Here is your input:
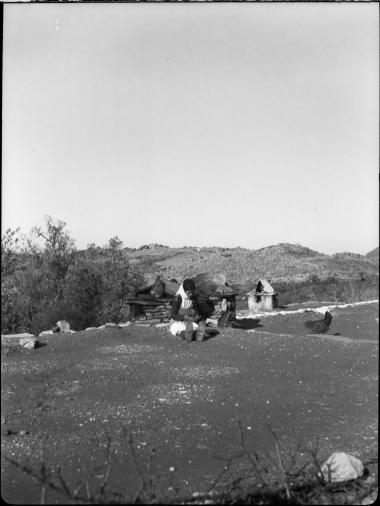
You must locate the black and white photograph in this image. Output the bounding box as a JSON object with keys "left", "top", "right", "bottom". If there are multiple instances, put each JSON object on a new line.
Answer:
{"left": 1, "top": 1, "right": 378, "bottom": 504}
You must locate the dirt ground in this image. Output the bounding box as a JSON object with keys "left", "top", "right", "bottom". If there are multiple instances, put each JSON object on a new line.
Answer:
{"left": 1, "top": 302, "right": 378, "bottom": 504}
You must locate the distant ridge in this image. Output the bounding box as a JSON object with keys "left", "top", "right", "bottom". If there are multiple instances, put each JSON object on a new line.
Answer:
{"left": 366, "top": 247, "right": 379, "bottom": 260}
{"left": 127, "top": 242, "right": 379, "bottom": 286}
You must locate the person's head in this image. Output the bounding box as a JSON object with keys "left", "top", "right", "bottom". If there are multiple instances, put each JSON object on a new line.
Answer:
{"left": 183, "top": 279, "right": 195, "bottom": 298}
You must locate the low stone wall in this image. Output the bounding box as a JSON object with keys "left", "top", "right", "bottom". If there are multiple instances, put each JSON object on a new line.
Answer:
{"left": 128, "top": 296, "right": 233, "bottom": 325}
{"left": 1, "top": 296, "right": 238, "bottom": 347}
{"left": 131, "top": 301, "right": 172, "bottom": 325}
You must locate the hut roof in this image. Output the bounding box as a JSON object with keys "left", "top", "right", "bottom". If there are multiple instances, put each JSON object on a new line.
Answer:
{"left": 247, "top": 279, "right": 276, "bottom": 296}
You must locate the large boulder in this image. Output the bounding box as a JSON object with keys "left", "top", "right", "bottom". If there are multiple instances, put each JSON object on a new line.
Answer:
{"left": 162, "top": 279, "right": 180, "bottom": 297}
{"left": 135, "top": 276, "right": 179, "bottom": 299}
{"left": 192, "top": 272, "right": 236, "bottom": 297}
{"left": 321, "top": 452, "right": 364, "bottom": 482}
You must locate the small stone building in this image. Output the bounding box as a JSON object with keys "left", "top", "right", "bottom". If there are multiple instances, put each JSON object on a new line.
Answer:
{"left": 247, "top": 279, "right": 278, "bottom": 313}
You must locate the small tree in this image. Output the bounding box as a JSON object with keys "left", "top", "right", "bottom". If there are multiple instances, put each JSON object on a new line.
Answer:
{"left": 107, "top": 236, "right": 123, "bottom": 251}
{"left": 2, "top": 217, "right": 78, "bottom": 334}
{"left": 96, "top": 240, "right": 143, "bottom": 324}
{"left": 1, "top": 227, "right": 20, "bottom": 276}
{"left": 1, "top": 228, "right": 23, "bottom": 333}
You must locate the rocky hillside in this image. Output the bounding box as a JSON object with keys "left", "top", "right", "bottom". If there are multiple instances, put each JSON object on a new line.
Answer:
{"left": 127, "top": 243, "right": 379, "bottom": 287}
{"left": 366, "top": 246, "right": 379, "bottom": 261}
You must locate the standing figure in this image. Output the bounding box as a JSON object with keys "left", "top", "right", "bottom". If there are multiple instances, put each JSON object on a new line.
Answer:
{"left": 170, "top": 279, "right": 207, "bottom": 342}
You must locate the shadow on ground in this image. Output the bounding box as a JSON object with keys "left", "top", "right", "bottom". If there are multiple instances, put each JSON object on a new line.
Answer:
{"left": 204, "top": 328, "right": 220, "bottom": 341}
{"left": 234, "top": 318, "right": 263, "bottom": 330}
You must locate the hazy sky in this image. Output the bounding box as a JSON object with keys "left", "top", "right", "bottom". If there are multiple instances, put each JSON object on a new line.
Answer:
{"left": 2, "top": 3, "right": 379, "bottom": 254}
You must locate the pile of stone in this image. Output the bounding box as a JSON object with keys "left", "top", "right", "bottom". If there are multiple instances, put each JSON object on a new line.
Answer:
{"left": 126, "top": 296, "right": 235, "bottom": 327}
{"left": 126, "top": 299, "right": 173, "bottom": 326}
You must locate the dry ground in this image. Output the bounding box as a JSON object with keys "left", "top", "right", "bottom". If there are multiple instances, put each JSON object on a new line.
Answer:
{"left": 1, "top": 303, "right": 378, "bottom": 504}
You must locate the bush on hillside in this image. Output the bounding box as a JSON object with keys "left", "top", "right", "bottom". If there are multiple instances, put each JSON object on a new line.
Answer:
{"left": 272, "top": 275, "right": 379, "bottom": 306}
{"left": 1, "top": 217, "right": 145, "bottom": 334}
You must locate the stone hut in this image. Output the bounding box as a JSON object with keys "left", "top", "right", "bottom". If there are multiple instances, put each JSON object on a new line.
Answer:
{"left": 247, "top": 279, "right": 278, "bottom": 313}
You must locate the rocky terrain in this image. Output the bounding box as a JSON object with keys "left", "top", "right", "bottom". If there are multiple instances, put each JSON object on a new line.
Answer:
{"left": 1, "top": 302, "right": 378, "bottom": 504}
{"left": 366, "top": 246, "right": 379, "bottom": 260}
{"left": 127, "top": 243, "right": 379, "bottom": 287}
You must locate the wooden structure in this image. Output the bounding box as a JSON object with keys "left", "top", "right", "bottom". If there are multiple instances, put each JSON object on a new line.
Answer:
{"left": 247, "top": 279, "right": 278, "bottom": 313}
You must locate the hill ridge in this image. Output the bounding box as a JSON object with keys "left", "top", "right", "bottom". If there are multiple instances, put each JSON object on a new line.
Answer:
{"left": 127, "top": 242, "right": 379, "bottom": 286}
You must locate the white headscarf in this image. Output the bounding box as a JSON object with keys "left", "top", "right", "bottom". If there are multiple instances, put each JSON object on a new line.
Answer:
{"left": 176, "top": 283, "right": 194, "bottom": 310}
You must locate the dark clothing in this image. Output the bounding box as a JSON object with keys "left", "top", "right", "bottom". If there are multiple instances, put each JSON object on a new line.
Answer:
{"left": 171, "top": 294, "right": 200, "bottom": 322}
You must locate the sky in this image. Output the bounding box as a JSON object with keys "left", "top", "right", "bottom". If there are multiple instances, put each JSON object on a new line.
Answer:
{"left": 2, "top": 2, "right": 379, "bottom": 255}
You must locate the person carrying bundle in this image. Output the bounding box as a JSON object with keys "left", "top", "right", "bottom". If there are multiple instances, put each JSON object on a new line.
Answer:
{"left": 170, "top": 279, "right": 207, "bottom": 342}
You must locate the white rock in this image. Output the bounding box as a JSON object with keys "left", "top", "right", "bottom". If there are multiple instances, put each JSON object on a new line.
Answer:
{"left": 39, "top": 330, "right": 54, "bottom": 336}
{"left": 1, "top": 332, "right": 35, "bottom": 339}
{"left": 20, "top": 337, "right": 36, "bottom": 349}
{"left": 55, "top": 320, "right": 70, "bottom": 332}
{"left": 1, "top": 333, "right": 36, "bottom": 347}
{"left": 118, "top": 322, "right": 131, "bottom": 328}
{"left": 105, "top": 323, "right": 117, "bottom": 327}
{"left": 85, "top": 327, "right": 98, "bottom": 331}
{"left": 321, "top": 452, "right": 364, "bottom": 482}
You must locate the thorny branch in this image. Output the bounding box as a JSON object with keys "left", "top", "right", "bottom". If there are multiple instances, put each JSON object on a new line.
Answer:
{"left": 266, "top": 422, "right": 291, "bottom": 499}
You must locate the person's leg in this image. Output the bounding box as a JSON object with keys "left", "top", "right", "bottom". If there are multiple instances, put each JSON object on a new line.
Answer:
{"left": 195, "top": 320, "right": 207, "bottom": 342}
{"left": 184, "top": 321, "right": 194, "bottom": 342}
{"left": 184, "top": 321, "right": 199, "bottom": 342}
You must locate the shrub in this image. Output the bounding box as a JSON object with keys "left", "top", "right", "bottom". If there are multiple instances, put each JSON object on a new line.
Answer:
{"left": 1, "top": 218, "right": 145, "bottom": 334}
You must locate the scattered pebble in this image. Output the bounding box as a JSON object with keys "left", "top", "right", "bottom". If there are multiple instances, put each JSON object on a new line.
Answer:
{"left": 169, "top": 466, "right": 176, "bottom": 472}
